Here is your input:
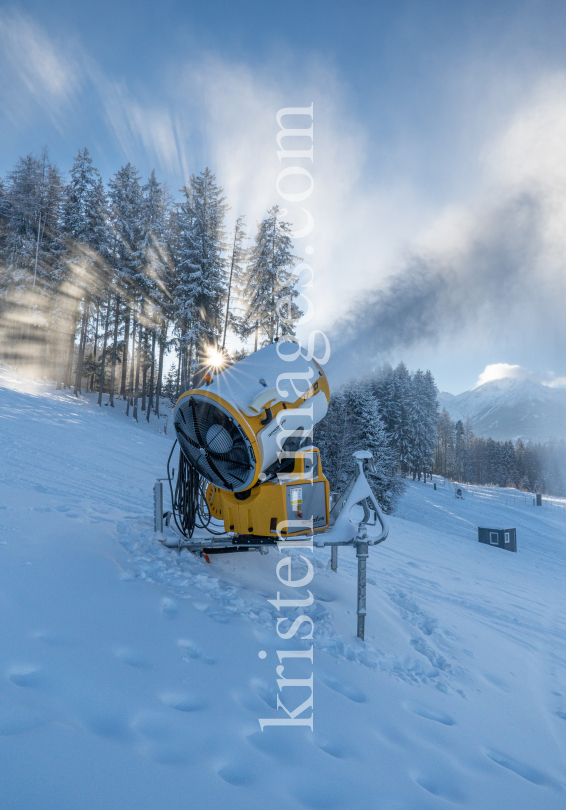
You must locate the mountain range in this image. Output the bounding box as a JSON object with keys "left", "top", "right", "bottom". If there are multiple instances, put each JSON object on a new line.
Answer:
{"left": 438, "top": 377, "right": 566, "bottom": 443}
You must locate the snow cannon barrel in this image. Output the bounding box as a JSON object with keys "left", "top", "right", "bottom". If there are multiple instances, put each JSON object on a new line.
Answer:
{"left": 173, "top": 343, "right": 330, "bottom": 492}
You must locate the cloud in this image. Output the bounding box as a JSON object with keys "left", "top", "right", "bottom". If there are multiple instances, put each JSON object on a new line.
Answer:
{"left": 325, "top": 75, "right": 566, "bottom": 382}
{"left": 475, "top": 364, "right": 532, "bottom": 386}
{"left": 0, "top": 10, "right": 81, "bottom": 132}
{"left": 474, "top": 363, "right": 566, "bottom": 389}
{"left": 2, "top": 15, "right": 565, "bottom": 392}
{"left": 0, "top": 17, "right": 425, "bottom": 332}
{"left": 91, "top": 75, "right": 188, "bottom": 179}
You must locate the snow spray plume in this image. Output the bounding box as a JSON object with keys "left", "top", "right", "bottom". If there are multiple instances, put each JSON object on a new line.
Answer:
{"left": 327, "top": 192, "right": 553, "bottom": 382}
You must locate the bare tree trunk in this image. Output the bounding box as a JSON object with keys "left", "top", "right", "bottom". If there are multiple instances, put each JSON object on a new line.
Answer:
{"left": 74, "top": 295, "right": 90, "bottom": 396}
{"left": 108, "top": 295, "right": 120, "bottom": 407}
{"left": 64, "top": 304, "right": 80, "bottom": 389}
{"left": 154, "top": 323, "right": 165, "bottom": 417}
{"left": 175, "top": 348, "right": 181, "bottom": 400}
{"left": 180, "top": 341, "right": 187, "bottom": 393}
{"left": 222, "top": 222, "right": 240, "bottom": 350}
{"left": 120, "top": 310, "right": 130, "bottom": 399}
{"left": 126, "top": 305, "right": 137, "bottom": 416}
{"left": 98, "top": 294, "right": 112, "bottom": 406}
{"left": 188, "top": 337, "right": 195, "bottom": 388}
{"left": 91, "top": 300, "right": 100, "bottom": 391}
{"left": 141, "top": 327, "right": 148, "bottom": 412}
{"left": 141, "top": 351, "right": 148, "bottom": 412}
{"left": 133, "top": 323, "right": 142, "bottom": 421}
{"left": 146, "top": 329, "right": 156, "bottom": 423}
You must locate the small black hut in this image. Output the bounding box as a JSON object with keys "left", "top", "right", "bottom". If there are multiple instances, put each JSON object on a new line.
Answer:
{"left": 478, "top": 527, "right": 517, "bottom": 552}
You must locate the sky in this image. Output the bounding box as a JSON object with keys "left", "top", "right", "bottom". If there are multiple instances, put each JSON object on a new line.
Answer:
{"left": 2, "top": 0, "right": 566, "bottom": 393}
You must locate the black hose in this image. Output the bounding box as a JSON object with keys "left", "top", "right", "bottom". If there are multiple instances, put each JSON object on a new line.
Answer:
{"left": 166, "top": 439, "right": 230, "bottom": 540}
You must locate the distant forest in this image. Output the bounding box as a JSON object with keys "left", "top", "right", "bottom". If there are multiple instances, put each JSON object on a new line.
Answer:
{"left": 315, "top": 363, "right": 566, "bottom": 506}
{"left": 0, "top": 147, "right": 300, "bottom": 421}
{"left": 1, "top": 148, "right": 564, "bottom": 501}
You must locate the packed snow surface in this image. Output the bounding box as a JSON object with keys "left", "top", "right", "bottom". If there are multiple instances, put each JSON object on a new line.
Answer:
{"left": 1, "top": 365, "right": 566, "bottom": 810}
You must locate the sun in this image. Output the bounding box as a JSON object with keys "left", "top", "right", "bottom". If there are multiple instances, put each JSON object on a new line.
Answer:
{"left": 206, "top": 347, "right": 226, "bottom": 370}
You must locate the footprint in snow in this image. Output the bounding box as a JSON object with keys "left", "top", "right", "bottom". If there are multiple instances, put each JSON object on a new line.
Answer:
{"left": 114, "top": 647, "right": 152, "bottom": 668}
{"left": 7, "top": 665, "right": 45, "bottom": 688}
{"left": 291, "top": 780, "right": 351, "bottom": 810}
{"left": 159, "top": 691, "right": 206, "bottom": 712}
{"left": 177, "top": 639, "right": 216, "bottom": 665}
{"left": 80, "top": 706, "right": 133, "bottom": 742}
{"left": 161, "top": 597, "right": 178, "bottom": 617}
{"left": 217, "top": 763, "right": 256, "bottom": 786}
{"left": 312, "top": 736, "right": 347, "bottom": 759}
{"left": 246, "top": 730, "right": 298, "bottom": 761}
{"left": 310, "top": 585, "right": 338, "bottom": 603}
{"left": 405, "top": 701, "right": 455, "bottom": 725}
{"left": 321, "top": 675, "right": 366, "bottom": 703}
{"left": 485, "top": 749, "right": 564, "bottom": 790}
{"left": 250, "top": 679, "right": 278, "bottom": 710}
{"left": 0, "top": 701, "right": 46, "bottom": 736}
{"left": 131, "top": 712, "right": 190, "bottom": 766}
{"left": 481, "top": 671, "right": 510, "bottom": 691}
{"left": 413, "top": 770, "right": 466, "bottom": 802}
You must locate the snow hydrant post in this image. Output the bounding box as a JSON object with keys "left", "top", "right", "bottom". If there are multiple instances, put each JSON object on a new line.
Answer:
{"left": 154, "top": 480, "right": 163, "bottom": 533}
{"left": 356, "top": 537, "right": 369, "bottom": 640}
{"left": 331, "top": 545, "right": 338, "bottom": 572}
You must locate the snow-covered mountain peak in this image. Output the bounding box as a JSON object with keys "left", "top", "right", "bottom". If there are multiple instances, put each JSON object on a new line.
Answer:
{"left": 439, "top": 376, "right": 566, "bottom": 441}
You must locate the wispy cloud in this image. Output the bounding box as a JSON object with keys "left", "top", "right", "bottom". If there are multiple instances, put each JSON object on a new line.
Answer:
{"left": 326, "top": 75, "right": 566, "bottom": 381}
{"left": 474, "top": 363, "right": 566, "bottom": 389}
{"left": 3, "top": 14, "right": 565, "bottom": 391}
{"left": 0, "top": 10, "right": 82, "bottom": 132}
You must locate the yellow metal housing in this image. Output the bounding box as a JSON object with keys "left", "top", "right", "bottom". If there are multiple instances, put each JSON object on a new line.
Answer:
{"left": 206, "top": 449, "right": 330, "bottom": 537}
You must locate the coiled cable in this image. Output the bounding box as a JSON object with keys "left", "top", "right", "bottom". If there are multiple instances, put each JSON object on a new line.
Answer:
{"left": 166, "top": 440, "right": 230, "bottom": 540}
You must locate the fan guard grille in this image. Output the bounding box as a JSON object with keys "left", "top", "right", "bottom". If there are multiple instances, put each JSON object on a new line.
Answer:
{"left": 174, "top": 397, "right": 255, "bottom": 491}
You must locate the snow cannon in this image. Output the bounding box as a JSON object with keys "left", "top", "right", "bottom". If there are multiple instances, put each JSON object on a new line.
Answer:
{"left": 171, "top": 342, "right": 331, "bottom": 540}
{"left": 160, "top": 341, "right": 390, "bottom": 641}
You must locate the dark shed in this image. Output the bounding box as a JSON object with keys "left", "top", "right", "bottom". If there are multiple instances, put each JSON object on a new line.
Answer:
{"left": 478, "top": 527, "right": 517, "bottom": 552}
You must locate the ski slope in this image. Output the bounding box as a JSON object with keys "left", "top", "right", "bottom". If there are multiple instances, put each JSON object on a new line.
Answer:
{"left": 1, "top": 365, "right": 566, "bottom": 810}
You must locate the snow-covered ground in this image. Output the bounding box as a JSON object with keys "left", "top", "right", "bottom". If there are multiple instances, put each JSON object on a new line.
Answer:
{"left": 1, "top": 365, "right": 566, "bottom": 810}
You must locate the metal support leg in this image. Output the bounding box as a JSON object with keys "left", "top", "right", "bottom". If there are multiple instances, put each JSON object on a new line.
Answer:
{"left": 331, "top": 545, "right": 338, "bottom": 572}
{"left": 153, "top": 480, "right": 163, "bottom": 533}
{"left": 356, "top": 540, "right": 369, "bottom": 640}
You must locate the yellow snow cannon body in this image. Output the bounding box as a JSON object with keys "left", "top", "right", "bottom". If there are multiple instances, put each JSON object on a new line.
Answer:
{"left": 173, "top": 342, "right": 331, "bottom": 539}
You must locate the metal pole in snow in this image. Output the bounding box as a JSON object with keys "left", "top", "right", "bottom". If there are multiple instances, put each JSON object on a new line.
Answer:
{"left": 331, "top": 545, "right": 338, "bottom": 572}
{"left": 356, "top": 539, "right": 369, "bottom": 640}
{"left": 154, "top": 480, "right": 163, "bottom": 533}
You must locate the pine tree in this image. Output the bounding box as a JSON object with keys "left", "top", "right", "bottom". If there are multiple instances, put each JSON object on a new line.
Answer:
{"left": 61, "top": 148, "right": 109, "bottom": 394}
{"left": 174, "top": 168, "right": 228, "bottom": 388}
{"left": 141, "top": 170, "right": 173, "bottom": 421}
{"left": 315, "top": 381, "right": 403, "bottom": 512}
{"left": 222, "top": 215, "right": 247, "bottom": 350}
{"left": 107, "top": 163, "right": 145, "bottom": 410}
{"left": 238, "top": 205, "right": 300, "bottom": 348}
{"left": 2, "top": 150, "right": 65, "bottom": 372}
{"left": 453, "top": 420, "right": 465, "bottom": 481}
{"left": 390, "top": 362, "right": 412, "bottom": 472}
{"left": 343, "top": 381, "right": 402, "bottom": 511}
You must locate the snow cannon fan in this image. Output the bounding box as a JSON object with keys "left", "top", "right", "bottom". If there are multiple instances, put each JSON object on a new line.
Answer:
{"left": 169, "top": 342, "right": 331, "bottom": 542}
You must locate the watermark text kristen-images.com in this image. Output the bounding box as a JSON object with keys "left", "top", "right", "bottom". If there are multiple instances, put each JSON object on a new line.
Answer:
{"left": 258, "top": 103, "right": 331, "bottom": 731}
